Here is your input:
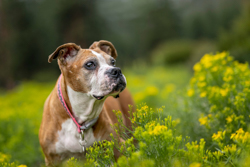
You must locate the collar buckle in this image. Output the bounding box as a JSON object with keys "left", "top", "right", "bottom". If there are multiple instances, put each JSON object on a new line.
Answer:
{"left": 79, "top": 130, "right": 86, "bottom": 152}
{"left": 80, "top": 117, "right": 99, "bottom": 130}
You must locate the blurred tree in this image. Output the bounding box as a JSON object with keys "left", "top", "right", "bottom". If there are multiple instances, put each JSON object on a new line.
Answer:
{"left": 0, "top": 0, "right": 105, "bottom": 88}
{"left": 96, "top": 0, "right": 179, "bottom": 66}
{"left": 0, "top": 0, "right": 13, "bottom": 89}
{"left": 32, "top": 0, "right": 104, "bottom": 81}
{"left": 217, "top": 0, "right": 250, "bottom": 63}
{"left": 178, "top": 0, "right": 241, "bottom": 39}
{"left": 151, "top": 39, "right": 195, "bottom": 65}
{"left": 0, "top": 0, "right": 245, "bottom": 89}
{"left": 0, "top": 0, "right": 33, "bottom": 89}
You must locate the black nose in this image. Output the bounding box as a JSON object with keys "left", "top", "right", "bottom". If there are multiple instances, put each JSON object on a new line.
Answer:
{"left": 109, "top": 67, "right": 122, "bottom": 78}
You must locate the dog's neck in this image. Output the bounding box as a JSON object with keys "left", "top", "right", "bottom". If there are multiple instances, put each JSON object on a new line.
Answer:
{"left": 66, "top": 85, "right": 104, "bottom": 125}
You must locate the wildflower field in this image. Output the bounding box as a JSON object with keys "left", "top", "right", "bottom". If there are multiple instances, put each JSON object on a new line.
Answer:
{"left": 1, "top": 52, "right": 250, "bottom": 167}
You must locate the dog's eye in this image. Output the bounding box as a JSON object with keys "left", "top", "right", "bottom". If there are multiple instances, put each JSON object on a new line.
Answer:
{"left": 111, "top": 59, "right": 116, "bottom": 67}
{"left": 84, "top": 61, "right": 96, "bottom": 70}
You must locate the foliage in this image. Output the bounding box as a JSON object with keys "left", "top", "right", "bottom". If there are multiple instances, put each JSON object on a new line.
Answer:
{"left": 178, "top": 0, "right": 241, "bottom": 39}
{"left": 188, "top": 40, "right": 217, "bottom": 67}
{"left": 1, "top": 52, "right": 250, "bottom": 166}
{"left": 151, "top": 39, "right": 195, "bottom": 65}
{"left": 0, "top": 152, "right": 27, "bottom": 167}
{"left": 188, "top": 52, "right": 250, "bottom": 145}
{"left": 0, "top": 82, "right": 53, "bottom": 166}
{"left": 217, "top": 1, "right": 250, "bottom": 63}
{"left": 83, "top": 105, "right": 250, "bottom": 167}
{"left": 85, "top": 105, "right": 187, "bottom": 167}
{"left": 0, "top": 62, "right": 189, "bottom": 166}
{"left": 125, "top": 65, "right": 192, "bottom": 108}
{"left": 151, "top": 39, "right": 218, "bottom": 68}
{"left": 77, "top": 52, "right": 250, "bottom": 166}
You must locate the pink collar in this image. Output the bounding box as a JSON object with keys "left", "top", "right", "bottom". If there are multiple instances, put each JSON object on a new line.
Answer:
{"left": 57, "top": 74, "right": 99, "bottom": 133}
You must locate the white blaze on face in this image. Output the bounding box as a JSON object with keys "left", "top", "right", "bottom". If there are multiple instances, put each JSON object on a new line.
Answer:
{"left": 88, "top": 50, "right": 113, "bottom": 97}
{"left": 65, "top": 50, "right": 117, "bottom": 123}
{"left": 66, "top": 50, "right": 113, "bottom": 124}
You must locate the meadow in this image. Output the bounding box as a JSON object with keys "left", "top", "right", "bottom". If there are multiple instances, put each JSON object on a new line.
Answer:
{"left": 1, "top": 52, "right": 250, "bottom": 167}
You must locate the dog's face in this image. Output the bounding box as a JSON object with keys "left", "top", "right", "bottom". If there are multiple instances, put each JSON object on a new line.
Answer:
{"left": 48, "top": 40, "right": 126, "bottom": 100}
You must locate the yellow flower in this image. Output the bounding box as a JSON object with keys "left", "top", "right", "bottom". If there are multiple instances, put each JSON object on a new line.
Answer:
{"left": 198, "top": 76, "right": 205, "bottom": 81}
{"left": 194, "top": 63, "right": 202, "bottom": 72}
{"left": 141, "top": 105, "right": 149, "bottom": 111}
{"left": 226, "top": 115, "right": 233, "bottom": 123}
{"left": 199, "top": 116, "right": 208, "bottom": 125}
{"left": 236, "top": 128, "right": 244, "bottom": 134}
{"left": 231, "top": 133, "right": 236, "bottom": 139}
{"left": 211, "top": 66, "right": 218, "bottom": 72}
{"left": 197, "top": 82, "right": 206, "bottom": 88}
{"left": 131, "top": 117, "right": 135, "bottom": 124}
{"left": 223, "top": 76, "right": 232, "bottom": 82}
{"left": 148, "top": 121, "right": 156, "bottom": 129}
{"left": 212, "top": 131, "right": 224, "bottom": 141}
{"left": 146, "top": 86, "right": 159, "bottom": 96}
{"left": 201, "top": 54, "right": 212, "bottom": 68}
{"left": 217, "top": 51, "right": 227, "bottom": 59}
{"left": 189, "top": 162, "right": 201, "bottom": 167}
{"left": 223, "top": 144, "right": 237, "bottom": 154}
{"left": 18, "top": 165, "right": 27, "bottom": 167}
{"left": 187, "top": 89, "right": 195, "bottom": 97}
{"left": 204, "top": 62, "right": 212, "bottom": 68}
{"left": 200, "top": 91, "right": 207, "bottom": 98}
{"left": 190, "top": 77, "right": 196, "bottom": 84}
{"left": 245, "top": 81, "right": 250, "bottom": 87}
{"left": 220, "top": 88, "right": 229, "bottom": 97}
{"left": 238, "top": 64, "right": 248, "bottom": 72}
{"left": 230, "top": 128, "right": 250, "bottom": 144}
{"left": 0, "top": 153, "right": 10, "bottom": 163}
{"left": 213, "top": 151, "right": 224, "bottom": 160}
{"left": 149, "top": 125, "right": 167, "bottom": 136}
{"left": 225, "top": 67, "right": 234, "bottom": 75}
{"left": 210, "top": 86, "right": 220, "bottom": 97}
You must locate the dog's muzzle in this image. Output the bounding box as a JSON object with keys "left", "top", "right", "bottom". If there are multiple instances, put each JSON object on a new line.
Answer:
{"left": 106, "top": 67, "right": 126, "bottom": 92}
{"left": 93, "top": 67, "right": 126, "bottom": 100}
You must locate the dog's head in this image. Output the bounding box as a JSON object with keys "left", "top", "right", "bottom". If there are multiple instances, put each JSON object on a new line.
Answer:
{"left": 48, "top": 40, "right": 126, "bottom": 100}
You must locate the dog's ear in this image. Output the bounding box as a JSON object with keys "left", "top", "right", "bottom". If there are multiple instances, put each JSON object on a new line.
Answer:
{"left": 48, "top": 43, "right": 81, "bottom": 63}
{"left": 89, "top": 40, "right": 118, "bottom": 59}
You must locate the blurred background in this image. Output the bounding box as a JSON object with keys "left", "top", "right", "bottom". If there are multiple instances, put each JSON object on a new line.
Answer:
{"left": 0, "top": 0, "right": 249, "bottom": 89}
{"left": 0, "top": 0, "right": 250, "bottom": 166}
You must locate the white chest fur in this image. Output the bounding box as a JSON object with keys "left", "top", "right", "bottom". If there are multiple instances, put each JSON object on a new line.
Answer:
{"left": 67, "top": 86, "right": 104, "bottom": 124}
{"left": 55, "top": 119, "right": 98, "bottom": 155}
{"left": 55, "top": 85, "right": 104, "bottom": 158}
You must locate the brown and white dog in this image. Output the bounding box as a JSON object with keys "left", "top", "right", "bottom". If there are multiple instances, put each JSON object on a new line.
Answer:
{"left": 39, "top": 40, "right": 135, "bottom": 166}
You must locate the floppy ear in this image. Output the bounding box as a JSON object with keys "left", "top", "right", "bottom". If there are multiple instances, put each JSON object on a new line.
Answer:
{"left": 48, "top": 43, "right": 81, "bottom": 63}
{"left": 89, "top": 40, "right": 118, "bottom": 59}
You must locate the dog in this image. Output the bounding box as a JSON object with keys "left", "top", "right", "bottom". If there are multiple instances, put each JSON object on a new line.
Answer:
{"left": 39, "top": 40, "right": 135, "bottom": 166}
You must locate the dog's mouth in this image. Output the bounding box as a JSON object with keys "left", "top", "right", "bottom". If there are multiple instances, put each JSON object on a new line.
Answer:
{"left": 93, "top": 93, "right": 120, "bottom": 100}
{"left": 92, "top": 89, "right": 122, "bottom": 101}
{"left": 93, "top": 81, "right": 126, "bottom": 101}
{"left": 93, "top": 95, "right": 105, "bottom": 100}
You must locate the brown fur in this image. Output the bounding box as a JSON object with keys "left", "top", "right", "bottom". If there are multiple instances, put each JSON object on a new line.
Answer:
{"left": 39, "top": 40, "right": 135, "bottom": 166}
